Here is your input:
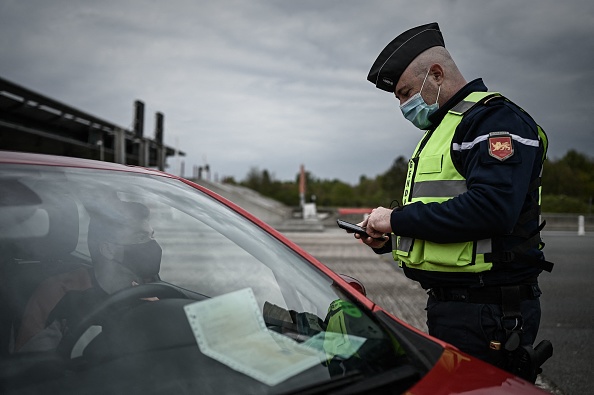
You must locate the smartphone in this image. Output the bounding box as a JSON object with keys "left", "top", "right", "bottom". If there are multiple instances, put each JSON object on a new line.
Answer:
{"left": 336, "top": 219, "right": 386, "bottom": 241}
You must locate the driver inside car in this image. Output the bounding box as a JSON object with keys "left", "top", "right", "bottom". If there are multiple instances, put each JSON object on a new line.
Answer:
{"left": 14, "top": 201, "right": 162, "bottom": 353}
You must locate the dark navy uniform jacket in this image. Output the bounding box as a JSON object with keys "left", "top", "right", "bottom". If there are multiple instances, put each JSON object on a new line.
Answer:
{"left": 376, "top": 78, "right": 547, "bottom": 289}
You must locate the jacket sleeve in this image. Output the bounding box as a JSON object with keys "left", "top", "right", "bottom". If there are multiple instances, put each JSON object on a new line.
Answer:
{"left": 390, "top": 102, "right": 542, "bottom": 244}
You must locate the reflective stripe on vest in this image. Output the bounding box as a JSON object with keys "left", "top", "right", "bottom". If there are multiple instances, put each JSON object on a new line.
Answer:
{"left": 393, "top": 92, "right": 502, "bottom": 273}
{"left": 411, "top": 180, "right": 467, "bottom": 199}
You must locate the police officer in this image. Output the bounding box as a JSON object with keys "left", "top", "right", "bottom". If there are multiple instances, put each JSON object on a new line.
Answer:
{"left": 357, "top": 22, "right": 553, "bottom": 380}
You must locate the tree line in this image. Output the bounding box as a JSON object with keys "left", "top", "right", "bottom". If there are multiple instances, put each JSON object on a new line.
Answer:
{"left": 222, "top": 150, "right": 594, "bottom": 214}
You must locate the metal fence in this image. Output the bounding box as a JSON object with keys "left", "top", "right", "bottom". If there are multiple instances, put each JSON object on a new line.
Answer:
{"left": 542, "top": 213, "right": 593, "bottom": 234}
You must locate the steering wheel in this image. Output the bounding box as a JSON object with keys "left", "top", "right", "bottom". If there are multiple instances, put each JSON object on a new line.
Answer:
{"left": 58, "top": 282, "right": 188, "bottom": 358}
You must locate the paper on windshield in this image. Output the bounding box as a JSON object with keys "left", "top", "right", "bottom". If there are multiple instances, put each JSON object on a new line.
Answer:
{"left": 184, "top": 288, "right": 327, "bottom": 386}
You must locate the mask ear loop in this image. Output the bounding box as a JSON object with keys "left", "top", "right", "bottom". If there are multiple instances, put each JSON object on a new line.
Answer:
{"left": 420, "top": 68, "right": 441, "bottom": 105}
{"left": 419, "top": 69, "right": 431, "bottom": 92}
{"left": 434, "top": 84, "right": 441, "bottom": 105}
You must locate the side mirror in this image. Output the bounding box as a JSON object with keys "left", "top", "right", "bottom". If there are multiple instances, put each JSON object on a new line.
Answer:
{"left": 338, "top": 274, "right": 367, "bottom": 297}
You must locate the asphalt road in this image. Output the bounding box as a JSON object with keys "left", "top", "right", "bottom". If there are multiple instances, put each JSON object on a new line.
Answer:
{"left": 535, "top": 232, "right": 594, "bottom": 395}
{"left": 283, "top": 229, "right": 592, "bottom": 395}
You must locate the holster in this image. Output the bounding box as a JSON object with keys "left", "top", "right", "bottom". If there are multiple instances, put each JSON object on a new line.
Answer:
{"left": 498, "top": 285, "right": 553, "bottom": 383}
{"left": 504, "top": 340, "right": 553, "bottom": 383}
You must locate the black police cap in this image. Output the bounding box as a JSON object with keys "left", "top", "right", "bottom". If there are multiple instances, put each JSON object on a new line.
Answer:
{"left": 367, "top": 22, "right": 445, "bottom": 93}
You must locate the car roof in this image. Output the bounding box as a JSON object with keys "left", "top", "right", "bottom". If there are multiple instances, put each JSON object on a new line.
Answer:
{"left": 0, "top": 150, "right": 171, "bottom": 178}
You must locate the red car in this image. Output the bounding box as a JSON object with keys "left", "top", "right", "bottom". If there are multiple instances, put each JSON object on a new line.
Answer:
{"left": 0, "top": 151, "right": 548, "bottom": 394}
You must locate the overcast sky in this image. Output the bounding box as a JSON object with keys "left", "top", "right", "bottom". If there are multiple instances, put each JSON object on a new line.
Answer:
{"left": 1, "top": 0, "right": 593, "bottom": 184}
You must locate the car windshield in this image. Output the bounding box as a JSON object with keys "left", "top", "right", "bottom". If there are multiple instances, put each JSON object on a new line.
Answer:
{"left": 0, "top": 163, "right": 424, "bottom": 394}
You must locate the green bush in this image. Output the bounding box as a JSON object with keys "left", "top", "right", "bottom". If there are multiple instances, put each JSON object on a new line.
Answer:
{"left": 541, "top": 195, "right": 589, "bottom": 214}
{"left": 233, "top": 151, "right": 594, "bottom": 213}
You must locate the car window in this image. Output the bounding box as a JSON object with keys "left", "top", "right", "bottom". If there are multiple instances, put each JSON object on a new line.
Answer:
{"left": 0, "top": 164, "right": 345, "bottom": 332}
{"left": 151, "top": 202, "right": 288, "bottom": 308}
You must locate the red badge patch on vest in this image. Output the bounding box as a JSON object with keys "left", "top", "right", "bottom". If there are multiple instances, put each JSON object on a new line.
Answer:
{"left": 488, "top": 132, "right": 514, "bottom": 161}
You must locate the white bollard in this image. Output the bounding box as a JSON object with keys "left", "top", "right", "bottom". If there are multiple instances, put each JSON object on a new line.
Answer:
{"left": 302, "top": 203, "right": 317, "bottom": 220}
{"left": 578, "top": 215, "right": 585, "bottom": 236}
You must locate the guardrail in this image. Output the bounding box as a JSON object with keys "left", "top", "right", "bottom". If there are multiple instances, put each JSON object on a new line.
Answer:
{"left": 542, "top": 213, "right": 593, "bottom": 234}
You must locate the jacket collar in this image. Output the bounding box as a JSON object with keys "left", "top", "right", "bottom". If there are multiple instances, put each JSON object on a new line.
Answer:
{"left": 428, "top": 78, "right": 488, "bottom": 127}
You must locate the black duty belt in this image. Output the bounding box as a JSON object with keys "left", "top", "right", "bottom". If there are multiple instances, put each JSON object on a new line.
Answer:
{"left": 429, "top": 284, "right": 539, "bottom": 304}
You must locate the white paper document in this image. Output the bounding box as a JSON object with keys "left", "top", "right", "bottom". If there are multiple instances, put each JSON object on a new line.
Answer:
{"left": 184, "top": 288, "right": 327, "bottom": 386}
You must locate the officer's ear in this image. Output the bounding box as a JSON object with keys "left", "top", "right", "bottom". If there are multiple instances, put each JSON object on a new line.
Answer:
{"left": 429, "top": 63, "right": 444, "bottom": 84}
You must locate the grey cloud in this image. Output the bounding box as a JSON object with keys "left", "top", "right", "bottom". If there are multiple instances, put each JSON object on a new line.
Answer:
{"left": 1, "top": 0, "right": 593, "bottom": 183}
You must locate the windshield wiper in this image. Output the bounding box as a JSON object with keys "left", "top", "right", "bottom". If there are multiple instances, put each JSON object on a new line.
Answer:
{"left": 278, "top": 365, "right": 420, "bottom": 395}
{"left": 277, "top": 370, "right": 364, "bottom": 395}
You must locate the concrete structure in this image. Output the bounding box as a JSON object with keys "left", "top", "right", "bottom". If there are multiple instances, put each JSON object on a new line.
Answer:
{"left": 0, "top": 76, "right": 182, "bottom": 169}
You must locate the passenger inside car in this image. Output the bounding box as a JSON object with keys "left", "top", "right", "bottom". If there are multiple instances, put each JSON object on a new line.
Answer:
{"left": 13, "top": 200, "right": 162, "bottom": 353}
{"left": 0, "top": 180, "right": 81, "bottom": 355}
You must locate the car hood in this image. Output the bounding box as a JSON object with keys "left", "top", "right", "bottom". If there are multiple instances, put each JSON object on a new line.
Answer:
{"left": 408, "top": 347, "right": 547, "bottom": 394}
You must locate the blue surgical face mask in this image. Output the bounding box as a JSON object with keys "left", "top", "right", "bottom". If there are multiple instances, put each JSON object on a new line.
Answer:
{"left": 399, "top": 69, "right": 441, "bottom": 130}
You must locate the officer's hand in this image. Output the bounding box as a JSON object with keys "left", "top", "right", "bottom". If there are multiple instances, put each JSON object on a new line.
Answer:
{"left": 354, "top": 215, "right": 389, "bottom": 248}
{"left": 364, "top": 207, "right": 393, "bottom": 237}
{"left": 355, "top": 232, "right": 389, "bottom": 248}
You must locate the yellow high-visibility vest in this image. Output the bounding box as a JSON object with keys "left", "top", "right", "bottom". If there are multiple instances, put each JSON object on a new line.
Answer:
{"left": 393, "top": 92, "right": 548, "bottom": 273}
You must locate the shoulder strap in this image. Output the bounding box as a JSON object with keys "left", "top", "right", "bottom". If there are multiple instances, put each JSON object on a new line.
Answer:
{"left": 449, "top": 92, "right": 503, "bottom": 116}
{"left": 449, "top": 91, "right": 548, "bottom": 165}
